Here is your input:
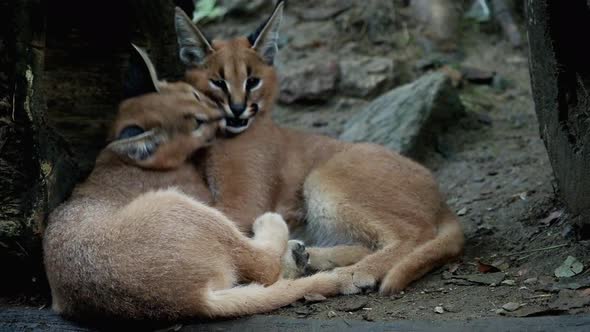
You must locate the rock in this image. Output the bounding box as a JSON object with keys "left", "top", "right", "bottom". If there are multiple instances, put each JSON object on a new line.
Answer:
{"left": 304, "top": 293, "right": 327, "bottom": 303}
{"left": 220, "top": 0, "right": 269, "bottom": 15}
{"left": 279, "top": 56, "right": 340, "bottom": 104}
{"left": 434, "top": 306, "right": 445, "bottom": 314}
{"left": 340, "top": 72, "right": 465, "bottom": 156}
{"left": 502, "top": 302, "right": 521, "bottom": 312}
{"left": 452, "top": 272, "right": 506, "bottom": 286}
{"left": 338, "top": 56, "right": 395, "bottom": 98}
{"left": 523, "top": 278, "right": 538, "bottom": 285}
{"left": 335, "top": 1, "right": 396, "bottom": 44}
{"left": 327, "top": 310, "right": 337, "bottom": 318}
{"left": 461, "top": 66, "right": 495, "bottom": 85}
{"left": 289, "top": 21, "right": 339, "bottom": 50}
{"left": 411, "top": 0, "right": 460, "bottom": 49}
{"left": 501, "top": 280, "right": 516, "bottom": 286}
{"left": 293, "top": 0, "right": 353, "bottom": 21}
{"left": 336, "top": 298, "right": 369, "bottom": 312}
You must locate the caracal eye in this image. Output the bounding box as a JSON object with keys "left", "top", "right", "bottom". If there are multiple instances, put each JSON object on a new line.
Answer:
{"left": 210, "top": 79, "right": 227, "bottom": 91}
{"left": 246, "top": 77, "right": 261, "bottom": 91}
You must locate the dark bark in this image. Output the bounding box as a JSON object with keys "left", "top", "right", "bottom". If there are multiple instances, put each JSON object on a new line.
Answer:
{"left": 527, "top": 0, "right": 590, "bottom": 237}
{"left": 0, "top": 0, "right": 184, "bottom": 295}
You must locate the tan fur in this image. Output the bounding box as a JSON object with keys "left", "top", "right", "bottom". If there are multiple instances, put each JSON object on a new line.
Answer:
{"left": 43, "top": 72, "right": 345, "bottom": 319}
{"left": 175, "top": 2, "right": 465, "bottom": 294}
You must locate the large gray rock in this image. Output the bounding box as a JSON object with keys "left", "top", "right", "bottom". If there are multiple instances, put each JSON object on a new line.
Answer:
{"left": 339, "top": 72, "right": 464, "bottom": 156}
{"left": 339, "top": 56, "right": 395, "bottom": 98}
{"left": 279, "top": 56, "right": 340, "bottom": 104}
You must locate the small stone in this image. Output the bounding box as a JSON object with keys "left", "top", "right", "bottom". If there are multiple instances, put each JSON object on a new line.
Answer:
{"left": 501, "top": 280, "right": 516, "bottom": 286}
{"left": 461, "top": 66, "right": 495, "bottom": 85}
{"left": 336, "top": 298, "right": 369, "bottom": 312}
{"left": 434, "top": 306, "right": 445, "bottom": 314}
{"left": 327, "top": 310, "right": 337, "bottom": 318}
{"left": 523, "top": 278, "right": 538, "bottom": 285}
{"left": 502, "top": 302, "right": 521, "bottom": 312}
{"left": 362, "top": 312, "right": 375, "bottom": 321}
{"left": 443, "top": 304, "right": 461, "bottom": 313}
{"left": 457, "top": 207, "right": 468, "bottom": 216}
{"left": 295, "top": 307, "right": 312, "bottom": 316}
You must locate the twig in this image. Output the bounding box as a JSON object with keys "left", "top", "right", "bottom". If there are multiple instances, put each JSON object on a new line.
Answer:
{"left": 507, "top": 243, "right": 569, "bottom": 257}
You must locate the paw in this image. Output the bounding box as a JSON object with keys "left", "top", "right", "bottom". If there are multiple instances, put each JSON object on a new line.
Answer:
{"left": 282, "top": 240, "right": 311, "bottom": 279}
{"left": 333, "top": 268, "right": 377, "bottom": 295}
{"left": 253, "top": 212, "right": 288, "bottom": 238}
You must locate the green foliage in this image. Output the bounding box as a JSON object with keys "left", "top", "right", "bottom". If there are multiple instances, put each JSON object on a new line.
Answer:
{"left": 193, "top": 0, "right": 227, "bottom": 23}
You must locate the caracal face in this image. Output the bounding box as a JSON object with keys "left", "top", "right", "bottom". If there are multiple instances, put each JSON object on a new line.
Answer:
{"left": 174, "top": 2, "right": 284, "bottom": 134}
{"left": 107, "top": 45, "right": 225, "bottom": 170}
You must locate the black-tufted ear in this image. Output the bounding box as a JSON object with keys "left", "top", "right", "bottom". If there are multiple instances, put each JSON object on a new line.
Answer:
{"left": 248, "top": 0, "right": 284, "bottom": 65}
{"left": 107, "top": 128, "right": 167, "bottom": 162}
{"left": 174, "top": 7, "right": 214, "bottom": 66}
{"left": 123, "top": 44, "right": 161, "bottom": 99}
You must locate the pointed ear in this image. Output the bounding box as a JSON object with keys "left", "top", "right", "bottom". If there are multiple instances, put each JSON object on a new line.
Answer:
{"left": 248, "top": 0, "right": 284, "bottom": 65}
{"left": 107, "top": 128, "right": 167, "bottom": 162}
{"left": 123, "top": 44, "right": 161, "bottom": 99}
{"left": 174, "top": 7, "right": 214, "bottom": 66}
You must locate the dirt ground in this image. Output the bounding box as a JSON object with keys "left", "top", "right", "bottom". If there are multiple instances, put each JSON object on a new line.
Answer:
{"left": 3, "top": 0, "right": 590, "bottom": 324}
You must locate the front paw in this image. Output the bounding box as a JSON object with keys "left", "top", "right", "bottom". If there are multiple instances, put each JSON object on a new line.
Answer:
{"left": 281, "top": 240, "right": 310, "bottom": 279}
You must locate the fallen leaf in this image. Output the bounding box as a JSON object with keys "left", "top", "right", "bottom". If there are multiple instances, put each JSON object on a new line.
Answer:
{"left": 503, "top": 305, "right": 566, "bottom": 317}
{"left": 447, "top": 262, "right": 461, "bottom": 274}
{"left": 502, "top": 302, "right": 521, "bottom": 312}
{"left": 540, "top": 210, "right": 564, "bottom": 226}
{"left": 554, "top": 256, "right": 584, "bottom": 278}
{"left": 477, "top": 260, "right": 501, "bottom": 273}
{"left": 550, "top": 289, "right": 590, "bottom": 311}
{"left": 453, "top": 272, "right": 505, "bottom": 285}
{"left": 541, "top": 278, "right": 590, "bottom": 292}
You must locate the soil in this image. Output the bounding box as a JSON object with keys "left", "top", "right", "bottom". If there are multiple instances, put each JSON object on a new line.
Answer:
{"left": 3, "top": 0, "right": 590, "bottom": 324}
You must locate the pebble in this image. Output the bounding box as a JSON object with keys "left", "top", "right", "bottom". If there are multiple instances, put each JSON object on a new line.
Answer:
{"left": 502, "top": 302, "right": 521, "bottom": 312}
{"left": 434, "top": 306, "right": 445, "bottom": 314}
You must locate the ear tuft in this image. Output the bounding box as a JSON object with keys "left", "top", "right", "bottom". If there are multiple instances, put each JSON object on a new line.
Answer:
{"left": 250, "top": 0, "right": 284, "bottom": 65}
{"left": 175, "top": 7, "right": 214, "bottom": 66}
{"left": 123, "top": 44, "right": 161, "bottom": 99}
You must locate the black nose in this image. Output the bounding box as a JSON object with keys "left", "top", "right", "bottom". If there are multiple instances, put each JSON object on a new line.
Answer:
{"left": 229, "top": 104, "right": 247, "bottom": 117}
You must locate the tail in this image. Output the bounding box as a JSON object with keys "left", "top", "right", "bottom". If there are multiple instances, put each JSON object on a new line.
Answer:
{"left": 203, "top": 272, "right": 341, "bottom": 318}
{"left": 380, "top": 206, "right": 464, "bottom": 294}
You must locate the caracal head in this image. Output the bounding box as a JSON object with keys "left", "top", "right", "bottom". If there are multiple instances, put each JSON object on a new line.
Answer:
{"left": 107, "top": 44, "right": 224, "bottom": 170}
{"left": 174, "top": 1, "right": 285, "bottom": 135}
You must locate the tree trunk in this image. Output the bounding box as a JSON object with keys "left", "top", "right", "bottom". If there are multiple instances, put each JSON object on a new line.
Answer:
{"left": 0, "top": 0, "right": 183, "bottom": 295}
{"left": 527, "top": 0, "right": 590, "bottom": 237}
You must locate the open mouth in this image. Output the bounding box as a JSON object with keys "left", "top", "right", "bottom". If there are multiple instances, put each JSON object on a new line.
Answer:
{"left": 223, "top": 117, "right": 253, "bottom": 135}
{"left": 226, "top": 118, "right": 249, "bottom": 128}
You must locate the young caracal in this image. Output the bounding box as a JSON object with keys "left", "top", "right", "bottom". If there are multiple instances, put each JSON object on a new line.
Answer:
{"left": 175, "top": 1, "right": 464, "bottom": 294}
{"left": 43, "top": 46, "right": 344, "bottom": 320}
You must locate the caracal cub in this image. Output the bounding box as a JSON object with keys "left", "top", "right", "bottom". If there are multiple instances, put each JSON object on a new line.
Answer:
{"left": 43, "top": 46, "right": 343, "bottom": 320}
{"left": 175, "top": 1, "right": 464, "bottom": 294}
